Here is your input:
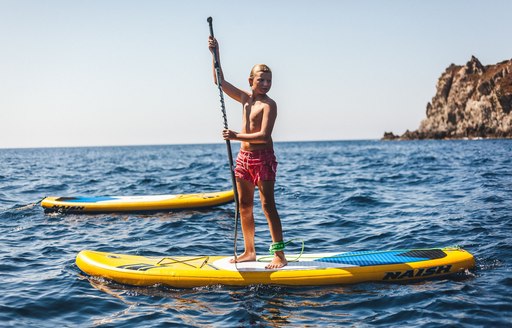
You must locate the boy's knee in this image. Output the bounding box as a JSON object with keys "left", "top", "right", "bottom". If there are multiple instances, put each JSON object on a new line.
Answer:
{"left": 239, "top": 198, "right": 254, "bottom": 209}
{"left": 261, "top": 200, "right": 276, "bottom": 214}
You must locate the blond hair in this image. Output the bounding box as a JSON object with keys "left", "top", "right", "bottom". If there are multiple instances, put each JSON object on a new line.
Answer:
{"left": 249, "top": 64, "right": 272, "bottom": 79}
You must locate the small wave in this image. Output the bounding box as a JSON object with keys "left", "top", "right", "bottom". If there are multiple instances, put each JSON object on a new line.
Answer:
{"left": 482, "top": 195, "right": 505, "bottom": 203}
{"left": 137, "top": 177, "right": 160, "bottom": 185}
{"left": 412, "top": 155, "right": 438, "bottom": 163}
{"left": 476, "top": 257, "right": 503, "bottom": 271}
{"left": 480, "top": 171, "right": 500, "bottom": 179}
{"left": 34, "top": 183, "right": 69, "bottom": 193}
{"left": 108, "top": 166, "right": 133, "bottom": 174}
{"left": 343, "top": 192, "right": 384, "bottom": 207}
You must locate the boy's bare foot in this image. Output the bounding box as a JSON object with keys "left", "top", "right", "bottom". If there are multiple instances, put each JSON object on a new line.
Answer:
{"left": 229, "top": 251, "right": 256, "bottom": 263}
{"left": 265, "top": 251, "right": 287, "bottom": 269}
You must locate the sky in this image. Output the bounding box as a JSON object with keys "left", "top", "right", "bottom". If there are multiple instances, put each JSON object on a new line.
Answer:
{"left": 1, "top": 0, "right": 511, "bottom": 149}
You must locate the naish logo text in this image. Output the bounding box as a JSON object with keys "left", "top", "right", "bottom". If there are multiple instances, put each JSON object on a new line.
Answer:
{"left": 383, "top": 265, "right": 452, "bottom": 280}
{"left": 51, "top": 205, "right": 85, "bottom": 212}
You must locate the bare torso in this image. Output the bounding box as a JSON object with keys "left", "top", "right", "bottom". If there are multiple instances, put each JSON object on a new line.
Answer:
{"left": 240, "top": 96, "right": 274, "bottom": 151}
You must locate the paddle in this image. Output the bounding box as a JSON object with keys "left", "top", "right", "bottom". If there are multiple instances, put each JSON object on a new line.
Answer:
{"left": 207, "top": 17, "right": 240, "bottom": 261}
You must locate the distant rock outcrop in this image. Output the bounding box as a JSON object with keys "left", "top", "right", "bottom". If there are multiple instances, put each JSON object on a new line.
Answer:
{"left": 383, "top": 56, "right": 512, "bottom": 140}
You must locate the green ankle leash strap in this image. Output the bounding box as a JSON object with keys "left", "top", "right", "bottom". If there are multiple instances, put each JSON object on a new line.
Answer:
{"left": 257, "top": 239, "right": 304, "bottom": 263}
{"left": 269, "top": 241, "right": 288, "bottom": 254}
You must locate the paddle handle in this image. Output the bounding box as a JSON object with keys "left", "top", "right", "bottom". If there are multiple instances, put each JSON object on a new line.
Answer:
{"left": 207, "top": 17, "right": 239, "bottom": 259}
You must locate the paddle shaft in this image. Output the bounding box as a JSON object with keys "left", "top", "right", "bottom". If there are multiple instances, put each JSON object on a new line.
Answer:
{"left": 207, "top": 17, "right": 240, "bottom": 260}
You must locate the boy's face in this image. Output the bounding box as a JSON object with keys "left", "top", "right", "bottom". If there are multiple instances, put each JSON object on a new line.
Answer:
{"left": 250, "top": 71, "right": 272, "bottom": 95}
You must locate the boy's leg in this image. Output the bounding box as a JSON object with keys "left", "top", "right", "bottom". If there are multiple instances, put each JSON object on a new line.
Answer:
{"left": 230, "top": 178, "right": 256, "bottom": 263}
{"left": 258, "top": 180, "right": 287, "bottom": 269}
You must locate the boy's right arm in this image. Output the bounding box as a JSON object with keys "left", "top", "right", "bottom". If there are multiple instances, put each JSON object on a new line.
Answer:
{"left": 209, "top": 37, "right": 248, "bottom": 104}
{"left": 221, "top": 80, "right": 249, "bottom": 104}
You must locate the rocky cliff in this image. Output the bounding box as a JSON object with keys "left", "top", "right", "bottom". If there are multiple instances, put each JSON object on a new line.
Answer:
{"left": 383, "top": 56, "right": 512, "bottom": 140}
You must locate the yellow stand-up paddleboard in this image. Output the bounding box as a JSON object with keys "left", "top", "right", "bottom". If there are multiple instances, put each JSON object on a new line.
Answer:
{"left": 41, "top": 190, "right": 234, "bottom": 213}
{"left": 76, "top": 247, "right": 475, "bottom": 288}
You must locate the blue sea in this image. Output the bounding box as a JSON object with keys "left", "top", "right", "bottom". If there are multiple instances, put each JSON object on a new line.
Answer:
{"left": 1, "top": 140, "right": 511, "bottom": 327}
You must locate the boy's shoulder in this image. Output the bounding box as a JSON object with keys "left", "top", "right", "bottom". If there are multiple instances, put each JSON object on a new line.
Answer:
{"left": 262, "top": 95, "right": 277, "bottom": 108}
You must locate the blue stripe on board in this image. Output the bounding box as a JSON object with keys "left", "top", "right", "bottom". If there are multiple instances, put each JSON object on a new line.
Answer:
{"left": 315, "top": 250, "right": 430, "bottom": 266}
{"left": 57, "top": 196, "right": 118, "bottom": 203}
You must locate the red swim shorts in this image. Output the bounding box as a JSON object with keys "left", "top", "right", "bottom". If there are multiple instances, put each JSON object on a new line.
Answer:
{"left": 234, "top": 149, "right": 278, "bottom": 186}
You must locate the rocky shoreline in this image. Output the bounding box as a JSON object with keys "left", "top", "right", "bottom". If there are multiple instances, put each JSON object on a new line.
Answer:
{"left": 383, "top": 56, "right": 512, "bottom": 140}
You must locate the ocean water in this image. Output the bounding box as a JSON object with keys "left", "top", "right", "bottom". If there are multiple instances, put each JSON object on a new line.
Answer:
{"left": 0, "top": 140, "right": 510, "bottom": 327}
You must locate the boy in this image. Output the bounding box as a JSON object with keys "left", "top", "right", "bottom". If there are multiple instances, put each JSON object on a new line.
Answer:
{"left": 208, "top": 36, "right": 287, "bottom": 269}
